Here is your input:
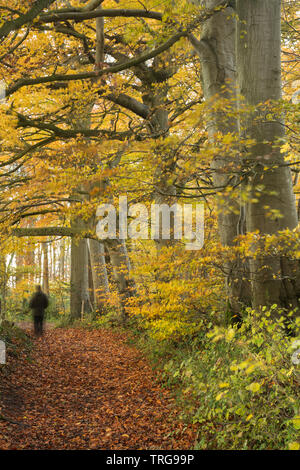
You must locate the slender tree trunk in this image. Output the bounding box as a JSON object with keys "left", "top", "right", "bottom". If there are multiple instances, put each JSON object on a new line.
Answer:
{"left": 0, "top": 255, "right": 7, "bottom": 321}
{"left": 37, "top": 244, "right": 42, "bottom": 284}
{"left": 104, "top": 239, "right": 134, "bottom": 320}
{"left": 25, "top": 244, "right": 35, "bottom": 284}
{"left": 236, "top": 0, "right": 299, "bottom": 309}
{"left": 59, "top": 239, "right": 65, "bottom": 281}
{"left": 88, "top": 239, "right": 109, "bottom": 314}
{"left": 66, "top": 239, "right": 71, "bottom": 282}
{"left": 15, "top": 253, "right": 24, "bottom": 288}
{"left": 49, "top": 243, "right": 52, "bottom": 281}
{"left": 52, "top": 243, "right": 56, "bottom": 281}
{"left": 88, "top": 246, "right": 95, "bottom": 308}
{"left": 143, "top": 76, "right": 178, "bottom": 250}
{"left": 42, "top": 242, "right": 50, "bottom": 295}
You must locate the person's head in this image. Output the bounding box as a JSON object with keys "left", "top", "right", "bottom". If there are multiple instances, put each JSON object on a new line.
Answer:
{"left": 36, "top": 285, "right": 42, "bottom": 293}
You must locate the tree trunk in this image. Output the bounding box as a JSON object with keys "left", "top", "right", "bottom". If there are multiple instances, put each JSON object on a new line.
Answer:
{"left": 42, "top": 242, "right": 50, "bottom": 295}
{"left": 15, "top": 253, "right": 24, "bottom": 288}
{"left": 143, "top": 77, "right": 178, "bottom": 250}
{"left": 104, "top": 239, "right": 134, "bottom": 321}
{"left": 0, "top": 255, "right": 7, "bottom": 321}
{"left": 52, "top": 242, "right": 56, "bottom": 281}
{"left": 88, "top": 246, "right": 95, "bottom": 308}
{"left": 236, "top": 0, "right": 299, "bottom": 309}
{"left": 70, "top": 236, "right": 92, "bottom": 319}
{"left": 88, "top": 239, "right": 109, "bottom": 314}
{"left": 59, "top": 239, "right": 65, "bottom": 281}
{"left": 67, "top": 91, "right": 94, "bottom": 319}
{"left": 191, "top": 1, "right": 251, "bottom": 313}
{"left": 36, "top": 244, "right": 42, "bottom": 284}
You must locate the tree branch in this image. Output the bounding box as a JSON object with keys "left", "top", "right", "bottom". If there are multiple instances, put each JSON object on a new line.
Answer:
{"left": 7, "top": 12, "right": 216, "bottom": 97}
{"left": 16, "top": 113, "right": 131, "bottom": 140}
{"left": 103, "top": 92, "right": 149, "bottom": 119}
{"left": 39, "top": 8, "right": 163, "bottom": 24}
{"left": 11, "top": 226, "right": 99, "bottom": 240}
{"left": 0, "top": 0, "right": 56, "bottom": 40}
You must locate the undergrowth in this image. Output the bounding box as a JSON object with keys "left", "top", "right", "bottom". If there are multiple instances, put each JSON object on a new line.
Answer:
{"left": 122, "top": 308, "right": 300, "bottom": 450}
{"left": 0, "top": 321, "right": 33, "bottom": 376}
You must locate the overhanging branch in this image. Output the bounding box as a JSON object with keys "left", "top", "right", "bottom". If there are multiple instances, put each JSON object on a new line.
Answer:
{"left": 16, "top": 113, "right": 131, "bottom": 140}
{"left": 0, "top": 0, "right": 57, "bottom": 40}
{"left": 7, "top": 10, "right": 220, "bottom": 97}
{"left": 11, "top": 226, "right": 97, "bottom": 239}
{"left": 39, "top": 8, "right": 163, "bottom": 24}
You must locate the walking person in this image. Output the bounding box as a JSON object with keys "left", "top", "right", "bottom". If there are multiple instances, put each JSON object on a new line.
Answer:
{"left": 29, "top": 285, "right": 49, "bottom": 337}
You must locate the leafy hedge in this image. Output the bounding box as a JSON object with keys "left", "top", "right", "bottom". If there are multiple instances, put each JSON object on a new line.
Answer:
{"left": 135, "top": 308, "right": 300, "bottom": 450}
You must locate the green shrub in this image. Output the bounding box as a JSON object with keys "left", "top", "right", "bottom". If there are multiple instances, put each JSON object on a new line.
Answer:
{"left": 136, "top": 307, "right": 299, "bottom": 450}
{"left": 172, "top": 308, "right": 299, "bottom": 449}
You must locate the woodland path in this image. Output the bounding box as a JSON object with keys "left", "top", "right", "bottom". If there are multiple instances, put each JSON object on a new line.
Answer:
{"left": 0, "top": 325, "right": 196, "bottom": 450}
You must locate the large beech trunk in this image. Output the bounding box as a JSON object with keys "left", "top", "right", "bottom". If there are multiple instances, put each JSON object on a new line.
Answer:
{"left": 70, "top": 235, "right": 92, "bottom": 319}
{"left": 191, "top": 1, "right": 251, "bottom": 312}
{"left": 236, "top": 0, "right": 299, "bottom": 309}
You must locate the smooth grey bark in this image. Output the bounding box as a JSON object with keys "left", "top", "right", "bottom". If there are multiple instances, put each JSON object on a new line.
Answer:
{"left": 70, "top": 235, "right": 92, "bottom": 319}
{"left": 236, "top": 0, "right": 299, "bottom": 309}
{"left": 190, "top": 1, "right": 251, "bottom": 312}
{"left": 190, "top": 3, "right": 239, "bottom": 243}
{"left": 59, "top": 239, "right": 65, "bottom": 281}
{"left": 51, "top": 242, "right": 56, "bottom": 281}
{"left": 69, "top": 194, "right": 93, "bottom": 319}
{"left": 36, "top": 244, "right": 42, "bottom": 285}
{"left": 42, "top": 242, "right": 49, "bottom": 295}
{"left": 67, "top": 66, "right": 95, "bottom": 318}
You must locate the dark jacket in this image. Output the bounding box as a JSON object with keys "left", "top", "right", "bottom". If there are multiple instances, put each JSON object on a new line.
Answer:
{"left": 29, "top": 292, "right": 49, "bottom": 317}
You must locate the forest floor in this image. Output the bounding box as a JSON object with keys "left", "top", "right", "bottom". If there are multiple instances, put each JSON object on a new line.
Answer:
{"left": 0, "top": 324, "right": 197, "bottom": 450}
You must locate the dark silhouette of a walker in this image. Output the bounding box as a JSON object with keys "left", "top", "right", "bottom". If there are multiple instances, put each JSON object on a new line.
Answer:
{"left": 29, "top": 285, "right": 49, "bottom": 337}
